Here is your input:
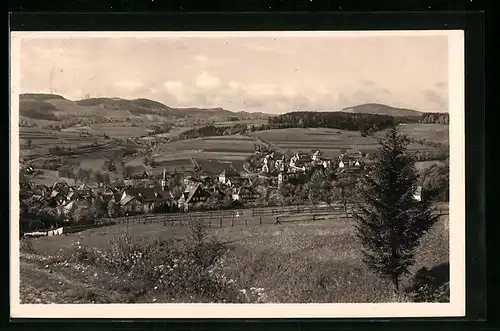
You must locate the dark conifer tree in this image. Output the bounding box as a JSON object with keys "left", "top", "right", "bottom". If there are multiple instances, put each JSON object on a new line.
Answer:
{"left": 353, "top": 126, "right": 440, "bottom": 292}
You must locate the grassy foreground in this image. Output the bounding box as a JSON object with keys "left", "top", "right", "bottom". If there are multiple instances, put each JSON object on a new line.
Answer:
{"left": 19, "top": 214, "right": 449, "bottom": 304}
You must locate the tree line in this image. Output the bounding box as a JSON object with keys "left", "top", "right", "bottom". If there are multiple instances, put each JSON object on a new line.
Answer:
{"left": 420, "top": 113, "right": 449, "bottom": 124}
{"left": 267, "top": 111, "right": 397, "bottom": 133}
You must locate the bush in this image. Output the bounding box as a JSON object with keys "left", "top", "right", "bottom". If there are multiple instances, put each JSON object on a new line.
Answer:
{"left": 67, "top": 222, "right": 244, "bottom": 303}
{"left": 405, "top": 263, "right": 450, "bottom": 302}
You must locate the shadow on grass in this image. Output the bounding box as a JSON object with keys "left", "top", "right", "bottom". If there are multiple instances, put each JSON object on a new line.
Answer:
{"left": 405, "top": 262, "right": 450, "bottom": 302}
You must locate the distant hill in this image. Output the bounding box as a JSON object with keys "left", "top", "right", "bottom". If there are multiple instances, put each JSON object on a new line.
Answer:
{"left": 20, "top": 93, "right": 67, "bottom": 101}
{"left": 18, "top": 93, "right": 265, "bottom": 122}
{"left": 343, "top": 103, "right": 422, "bottom": 117}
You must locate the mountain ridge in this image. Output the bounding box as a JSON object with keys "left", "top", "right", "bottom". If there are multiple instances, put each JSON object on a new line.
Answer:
{"left": 19, "top": 93, "right": 268, "bottom": 121}
{"left": 342, "top": 103, "right": 423, "bottom": 117}
{"left": 19, "top": 93, "right": 432, "bottom": 122}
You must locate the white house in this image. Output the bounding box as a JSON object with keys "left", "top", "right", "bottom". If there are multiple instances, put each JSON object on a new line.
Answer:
{"left": 277, "top": 172, "right": 288, "bottom": 185}
{"left": 312, "top": 150, "right": 322, "bottom": 162}
{"left": 218, "top": 168, "right": 240, "bottom": 185}
{"left": 414, "top": 186, "right": 422, "bottom": 201}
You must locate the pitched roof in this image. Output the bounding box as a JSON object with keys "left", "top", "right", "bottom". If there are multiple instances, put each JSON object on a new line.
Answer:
{"left": 120, "top": 195, "right": 136, "bottom": 206}
{"left": 77, "top": 183, "right": 92, "bottom": 191}
{"left": 184, "top": 183, "right": 207, "bottom": 204}
{"left": 136, "top": 188, "right": 159, "bottom": 202}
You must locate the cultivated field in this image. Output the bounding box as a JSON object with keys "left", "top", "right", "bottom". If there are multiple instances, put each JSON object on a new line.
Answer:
{"left": 20, "top": 210, "right": 449, "bottom": 304}
{"left": 19, "top": 127, "right": 107, "bottom": 157}
{"left": 139, "top": 135, "right": 266, "bottom": 172}
{"left": 87, "top": 123, "right": 152, "bottom": 139}
{"left": 212, "top": 119, "right": 268, "bottom": 127}
{"left": 378, "top": 123, "right": 449, "bottom": 145}
{"left": 249, "top": 128, "right": 437, "bottom": 157}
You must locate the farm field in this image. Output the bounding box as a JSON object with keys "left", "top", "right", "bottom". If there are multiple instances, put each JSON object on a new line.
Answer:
{"left": 20, "top": 211, "right": 449, "bottom": 304}
{"left": 377, "top": 123, "right": 449, "bottom": 145}
{"left": 140, "top": 135, "right": 265, "bottom": 172}
{"left": 87, "top": 123, "right": 153, "bottom": 138}
{"left": 249, "top": 128, "right": 437, "bottom": 157}
{"left": 212, "top": 119, "right": 268, "bottom": 127}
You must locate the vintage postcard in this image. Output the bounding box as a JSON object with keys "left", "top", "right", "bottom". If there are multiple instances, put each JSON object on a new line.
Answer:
{"left": 10, "top": 30, "right": 465, "bottom": 318}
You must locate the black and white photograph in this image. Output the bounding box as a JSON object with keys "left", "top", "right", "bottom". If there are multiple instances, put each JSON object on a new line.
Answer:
{"left": 10, "top": 31, "right": 465, "bottom": 318}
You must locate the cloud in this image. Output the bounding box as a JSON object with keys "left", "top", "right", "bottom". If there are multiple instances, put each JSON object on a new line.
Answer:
{"left": 196, "top": 71, "right": 221, "bottom": 89}
{"left": 163, "top": 81, "right": 185, "bottom": 95}
{"left": 193, "top": 55, "right": 208, "bottom": 63}
{"left": 114, "top": 80, "right": 144, "bottom": 91}
{"left": 424, "top": 89, "right": 447, "bottom": 110}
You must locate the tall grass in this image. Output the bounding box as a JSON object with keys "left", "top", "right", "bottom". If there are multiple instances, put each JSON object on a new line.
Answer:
{"left": 66, "top": 220, "right": 247, "bottom": 303}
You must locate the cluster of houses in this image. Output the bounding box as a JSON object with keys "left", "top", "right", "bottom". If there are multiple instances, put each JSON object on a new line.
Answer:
{"left": 21, "top": 164, "right": 261, "bottom": 216}
{"left": 255, "top": 147, "right": 366, "bottom": 185}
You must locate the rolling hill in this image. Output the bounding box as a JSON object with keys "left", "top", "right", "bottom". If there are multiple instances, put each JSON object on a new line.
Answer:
{"left": 19, "top": 93, "right": 266, "bottom": 122}
{"left": 343, "top": 103, "right": 422, "bottom": 117}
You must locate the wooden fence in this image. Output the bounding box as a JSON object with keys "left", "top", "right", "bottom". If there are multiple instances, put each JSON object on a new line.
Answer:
{"left": 99, "top": 203, "right": 449, "bottom": 229}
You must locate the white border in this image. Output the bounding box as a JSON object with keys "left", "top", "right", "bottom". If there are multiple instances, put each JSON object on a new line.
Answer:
{"left": 9, "top": 30, "right": 465, "bottom": 319}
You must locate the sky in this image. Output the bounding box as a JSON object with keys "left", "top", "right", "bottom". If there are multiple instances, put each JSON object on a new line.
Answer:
{"left": 19, "top": 33, "right": 449, "bottom": 114}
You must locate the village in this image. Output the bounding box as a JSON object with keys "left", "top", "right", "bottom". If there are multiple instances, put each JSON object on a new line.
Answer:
{"left": 19, "top": 146, "right": 373, "bottom": 232}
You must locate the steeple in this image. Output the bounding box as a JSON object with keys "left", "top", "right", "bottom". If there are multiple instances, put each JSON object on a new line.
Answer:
{"left": 161, "top": 168, "right": 166, "bottom": 191}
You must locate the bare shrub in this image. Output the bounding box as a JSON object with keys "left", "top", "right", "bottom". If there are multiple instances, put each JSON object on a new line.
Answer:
{"left": 66, "top": 222, "right": 243, "bottom": 303}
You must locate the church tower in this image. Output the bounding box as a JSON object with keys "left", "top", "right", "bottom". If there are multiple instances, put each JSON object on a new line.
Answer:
{"left": 161, "top": 168, "right": 166, "bottom": 191}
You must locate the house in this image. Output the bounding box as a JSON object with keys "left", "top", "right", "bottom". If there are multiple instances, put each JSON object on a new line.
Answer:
{"left": 177, "top": 183, "right": 209, "bottom": 212}
{"left": 312, "top": 150, "right": 323, "bottom": 162}
{"left": 218, "top": 168, "right": 240, "bottom": 186}
{"left": 119, "top": 195, "right": 143, "bottom": 214}
{"left": 120, "top": 187, "right": 139, "bottom": 203}
{"left": 277, "top": 171, "right": 288, "bottom": 185}
{"left": 414, "top": 186, "right": 423, "bottom": 201}
{"left": 100, "top": 192, "right": 122, "bottom": 205}
{"left": 76, "top": 183, "right": 92, "bottom": 197}
{"left": 211, "top": 187, "right": 226, "bottom": 202}
{"left": 261, "top": 163, "right": 269, "bottom": 173}
{"left": 48, "top": 190, "right": 67, "bottom": 206}
{"left": 60, "top": 200, "right": 76, "bottom": 216}
{"left": 102, "top": 186, "right": 118, "bottom": 196}
{"left": 322, "top": 159, "right": 332, "bottom": 169}
{"left": 183, "top": 175, "right": 201, "bottom": 187}
{"left": 52, "top": 181, "right": 74, "bottom": 196}
{"left": 135, "top": 188, "right": 172, "bottom": 213}
{"left": 231, "top": 186, "right": 260, "bottom": 204}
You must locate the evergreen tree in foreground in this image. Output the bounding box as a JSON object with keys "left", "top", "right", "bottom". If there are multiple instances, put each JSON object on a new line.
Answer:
{"left": 353, "top": 126, "right": 440, "bottom": 292}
